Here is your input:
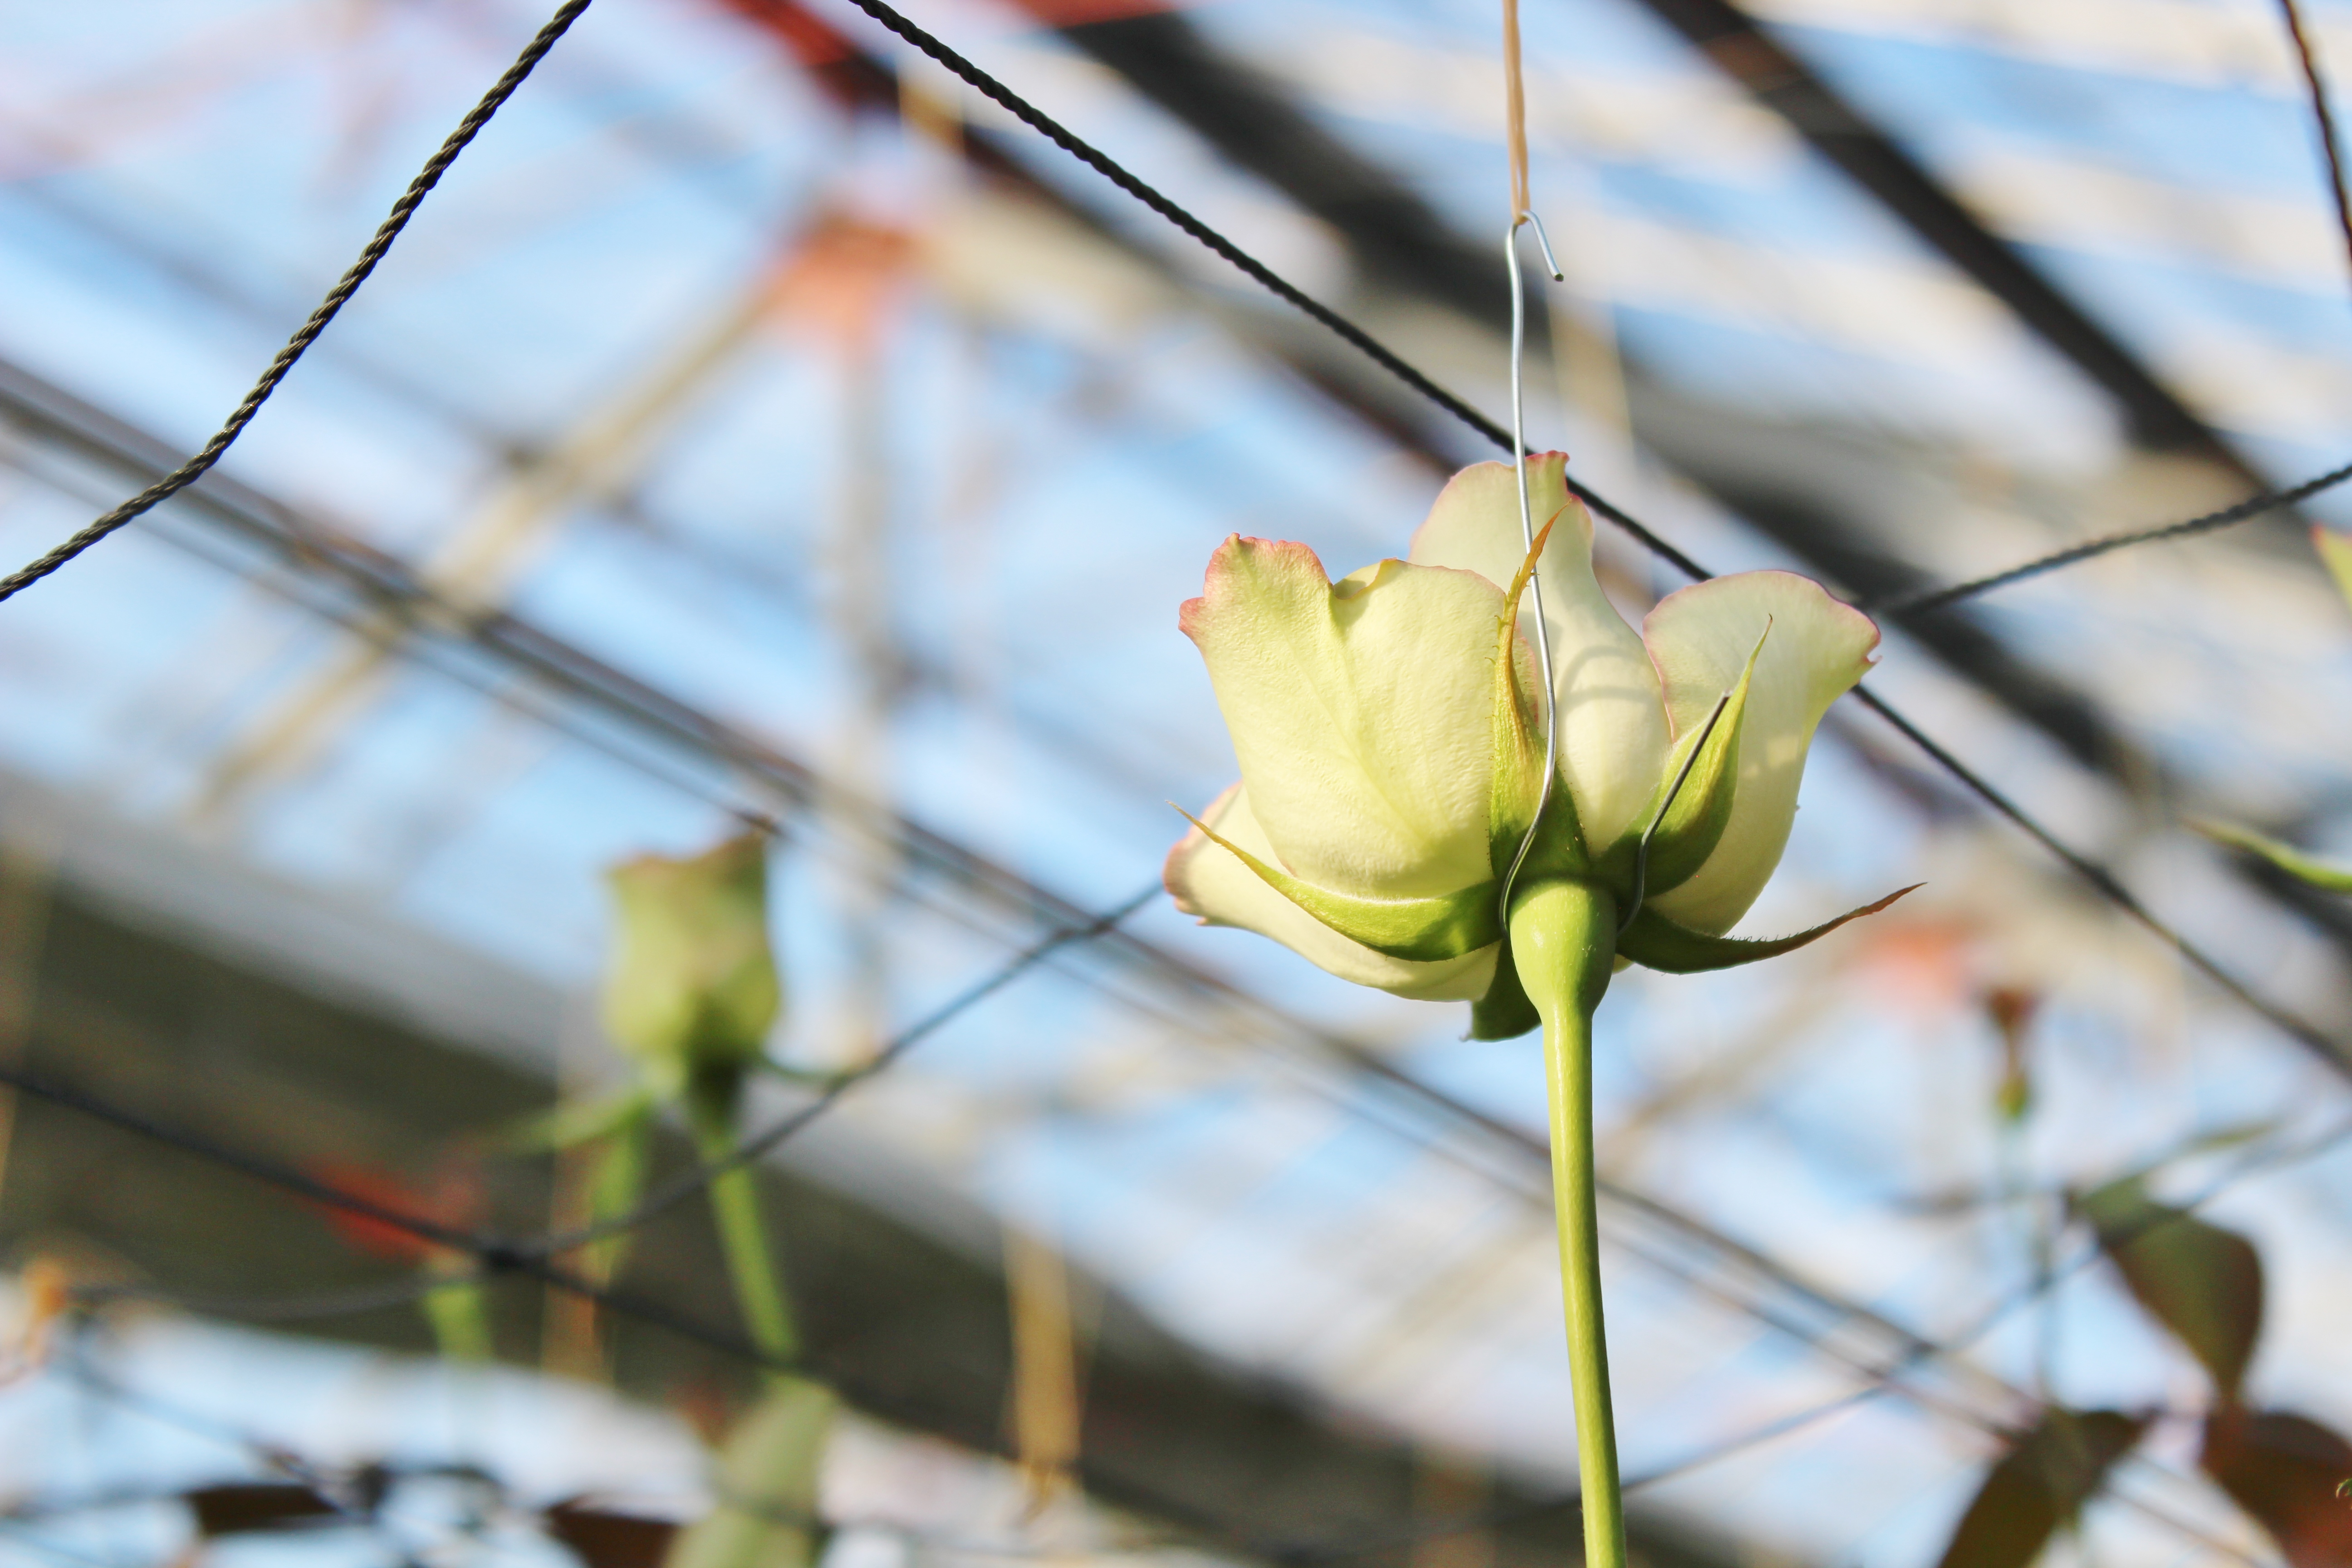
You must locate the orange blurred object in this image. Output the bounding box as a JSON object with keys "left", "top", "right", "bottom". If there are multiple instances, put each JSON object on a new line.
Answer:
{"left": 1854, "top": 917, "right": 1977, "bottom": 1014}
{"left": 768, "top": 213, "right": 918, "bottom": 354}
{"left": 307, "top": 1160, "right": 480, "bottom": 1264}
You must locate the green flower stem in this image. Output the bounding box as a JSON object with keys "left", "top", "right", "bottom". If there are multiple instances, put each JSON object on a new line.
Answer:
{"left": 1509, "top": 877, "right": 1627, "bottom": 1568}
{"left": 685, "top": 1083, "right": 799, "bottom": 1382}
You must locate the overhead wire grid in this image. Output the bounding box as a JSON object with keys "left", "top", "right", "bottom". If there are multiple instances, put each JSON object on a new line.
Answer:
{"left": 5, "top": 3, "right": 2352, "bottom": 1568}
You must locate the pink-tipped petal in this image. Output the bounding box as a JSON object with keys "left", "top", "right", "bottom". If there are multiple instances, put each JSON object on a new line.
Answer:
{"left": 1182, "top": 535, "right": 1504, "bottom": 899}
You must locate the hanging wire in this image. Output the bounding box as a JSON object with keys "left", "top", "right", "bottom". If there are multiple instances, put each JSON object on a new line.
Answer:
{"left": 1496, "top": 210, "right": 1565, "bottom": 926}
{"left": 0, "top": 0, "right": 2335, "bottom": 1090}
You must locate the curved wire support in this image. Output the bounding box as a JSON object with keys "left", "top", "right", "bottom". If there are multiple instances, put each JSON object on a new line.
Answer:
{"left": 1496, "top": 211, "right": 1567, "bottom": 930}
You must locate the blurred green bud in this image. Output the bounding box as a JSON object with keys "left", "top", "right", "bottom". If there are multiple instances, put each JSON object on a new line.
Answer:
{"left": 603, "top": 834, "right": 781, "bottom": 1103}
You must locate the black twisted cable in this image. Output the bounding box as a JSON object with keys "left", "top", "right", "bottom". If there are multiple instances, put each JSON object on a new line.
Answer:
{"left": 1880, "top": 459, "right": 2352, "bottom": 617}
{"left": 0, "top": 0, "right": 594, "bottom": 603}
{"left": 816, "top": 0, "right": 2347, "bottom": 1072}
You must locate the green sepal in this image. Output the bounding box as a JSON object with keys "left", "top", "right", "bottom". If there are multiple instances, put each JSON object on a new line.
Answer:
{"left": 1616, "top": 884, "right": 1919, "bottom": 973}
{"left": 1468, "top": 936, "right": 1541, "bottom": 1039}
{"left": 1594, "top": 624, "right": 1765, "bottom": 901}
{"left": 2195, "top": 819, "right": 2352, "bottom": 893}
{"left": 1174, "top": 807, "right": 1500, "bottom": 962}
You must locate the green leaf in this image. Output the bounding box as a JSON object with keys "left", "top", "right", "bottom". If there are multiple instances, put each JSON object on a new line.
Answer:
{"left": 1599, "top": 622, "right": 1765, "bottom": 900}
{"left": 2202, "top": 1406, "right": 2352, "bottom": 1568}
{"left": 2075, "top": 1176, "right": 2263, "bottom": 1399}
{"left": 1615, "top": 885, "right": 1919, "bottom": 974}
{"left": 664, "top": 1378, "right": 835, "bottom": 1568}
{"left": 1933, "top": 1409, "right": 2146, "bottom": 1568}
{"left": 2195, "top": 819, "right": 2352, "bottom": 894}
{"left": 1174, "top": 806, "right": 1499, "bottom": 961}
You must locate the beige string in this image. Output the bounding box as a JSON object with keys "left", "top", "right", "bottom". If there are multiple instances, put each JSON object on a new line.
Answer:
{"left": 1503, "top": 0, "right": 1530, "bottom": 218}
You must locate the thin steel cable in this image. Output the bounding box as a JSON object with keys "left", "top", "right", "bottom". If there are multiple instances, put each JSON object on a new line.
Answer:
{"left": 819, "top": 0, "right": 2343, "bottom": 1073}
{"left": 40, "top": 890, "right": 1155, "bottom": 1325}
{"left": 830, "top": 0, "right": 1715, "bottom": 579}
{"left": 72, "top": 1273, "right": 457, "bottom": 1324}
{"left": 1497, "top": 214, "right": 1565, "bottom": 927}
{"left": 0, "top": 10, "right": 2321, "bottom": 1549}
{"left": 0, "top": 1060, "right": 804, "bottom": 1377}
{"left": 1850, "top": 686, "right": 2349, "bottom": 1074}
{"left": 1280, "top": 1109, "right": 2352, "bottom": 1564}
{"left": 10, "top": 991, "right": 2271, "bottom": 1567}
{"left": 1879, "top": 458, "right": 2352, "bottom": 617}
{"left": 2278, "top": 0, "right": 2352, "bottom": 295}
{"left": 523, "top": 884, "right": 1158, "bottom": 1258}
{"left": 0, "top": 0, "right": 594, "bottom": 604}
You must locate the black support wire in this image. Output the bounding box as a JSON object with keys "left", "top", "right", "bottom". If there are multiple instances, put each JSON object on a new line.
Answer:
{"left": 0, "top": 1060, "right": 805, "bottom": 1380}
{"left": 831, "top": 0, "right": 1713, "bottom": 583}
{"left": 1881, "top": 458, "right": 2352, "bottom": 617}
{"left": 0, "top": 0, "right": 594, "bottom": 604}
{"left": 41, "top": 887, "right": 1157, "bottom": 1333}
{"left": 1851, "top": 686, "right": 2351, "bottom": 1071}
{"left": 0, "top": 355, "right": 2009, "bottom": 1404}
{"left": 526, "top": 885, "right": 1159, "bottom": 1258}
{"left": 0, "top": 4, "right": 2333, "bottom": 1551}
{"left": 2278, "top": 0, "right": 2352, "bottom": 297}
{"left": 824, "top": 0, "right": 2349, "bottom": 1078}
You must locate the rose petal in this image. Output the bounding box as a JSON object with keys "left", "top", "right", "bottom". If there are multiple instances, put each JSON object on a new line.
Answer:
{"left": 1165, "top": 783, "right": 1499, "bottom": 1001}
{"left": 1409, "top": 454, "right": 1667, "bottom": 848}
{"left": 1181, "top": 536, "right": 1501, "bottom": 898}
{"left": 1639, "top": 571, "right": 1879, "bottom": 935}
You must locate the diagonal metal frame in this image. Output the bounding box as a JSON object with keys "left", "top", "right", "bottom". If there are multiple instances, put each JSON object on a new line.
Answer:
{"left": 0, "top": 351, "right": 2038, "bottom": 1446}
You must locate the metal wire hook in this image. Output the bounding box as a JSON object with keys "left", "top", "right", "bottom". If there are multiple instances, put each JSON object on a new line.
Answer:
{"left": 1496, "top": 211, "right": 1567, "bottom": 931}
